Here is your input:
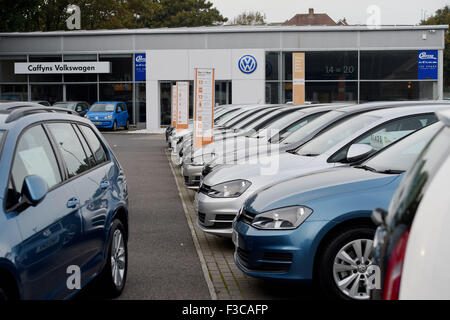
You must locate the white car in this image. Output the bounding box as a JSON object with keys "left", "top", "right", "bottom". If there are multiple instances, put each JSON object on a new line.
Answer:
{"left": 372, "top": 109, "right": 450, "bottom": 300}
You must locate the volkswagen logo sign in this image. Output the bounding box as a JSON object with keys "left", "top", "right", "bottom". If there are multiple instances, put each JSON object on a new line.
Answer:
{"left": 238, "top": 55, "right": 258, "bottom": 74}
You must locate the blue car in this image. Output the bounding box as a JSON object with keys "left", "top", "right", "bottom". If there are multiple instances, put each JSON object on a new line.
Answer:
{"left": 0, "top": 102, "right": 129, "bottom": 300}
{"left": 86, "top": 101, "right": 130, "bottom": 131}
{"left": 233, "top": 122, "right": 441, "bottom": 300}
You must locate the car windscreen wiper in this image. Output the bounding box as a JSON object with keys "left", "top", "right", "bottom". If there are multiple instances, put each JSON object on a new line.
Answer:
{"left": 298, "top": 153, "right": 319, "bottom": 157}
{"left": 376, "top": 169, "right": 405, "bottom": 174}
{"left": 355, "top": 165, "right": 377, "bottom": 172}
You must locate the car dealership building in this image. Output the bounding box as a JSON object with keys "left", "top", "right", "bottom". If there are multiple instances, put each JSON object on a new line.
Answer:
{"left": 0, "top": 25, "right": 447, "bottom": 130}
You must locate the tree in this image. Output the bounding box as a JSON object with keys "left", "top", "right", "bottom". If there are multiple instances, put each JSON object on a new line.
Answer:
{"left": 421, "top": 5, "right": 450, "bottom": 89}
{"left": 231, "top": 11, "right": 266, "bottom": 25}
{"left": 0, "top": 0, "right": 227, "bottom": 32}
{"left": 147, "top": 0, "right": 227, "bottom": 28}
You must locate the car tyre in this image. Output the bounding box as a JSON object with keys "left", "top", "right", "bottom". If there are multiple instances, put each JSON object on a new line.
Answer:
{"left": 124, "top": 120, "right": 129, "bottom": 130}
{"left": 316, "top": 226, "right": 375, "bottom": 300}
{"left": 97, "top": 219, "right": 128, "bottom": 298}
{"left": 112, "top": 121, "right": 117, "bottom": 131}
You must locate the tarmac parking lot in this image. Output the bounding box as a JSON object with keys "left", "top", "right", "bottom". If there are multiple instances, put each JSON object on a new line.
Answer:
{"left": 80, "top": 132, "right": 319, "bottom": 300}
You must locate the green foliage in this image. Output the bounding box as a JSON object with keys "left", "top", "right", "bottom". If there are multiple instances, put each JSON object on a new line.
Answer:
{"left": 0, "top": 0, "right": 227, "bottom": 32}
{"left": 421, "top": 5, "right": 450, "bottom": 88}
{"left": 231, "top": 11, "right": 266, "bottom": 25}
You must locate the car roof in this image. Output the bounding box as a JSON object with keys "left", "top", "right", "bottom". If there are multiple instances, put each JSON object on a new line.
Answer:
{"left": 360, "top": 104, "right": 450, "bottom": 118}
{"left": 93, "top": 101, "right": 122, "bottom": 104}
{"left": 0, "top": 101, "right": 82, "bottom": 128}
{"left": 337, "top": 100, "right": 450, "bottom": 114}
{"left": 437, "top": 109, "right": 450, "bottom": 126}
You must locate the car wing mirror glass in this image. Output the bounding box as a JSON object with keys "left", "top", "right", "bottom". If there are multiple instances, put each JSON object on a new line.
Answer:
{"left": 347, "top": 144, "right": 374, "bottom": 163}
{"left": 21, "top": 175, "right": 48, "bottom": 207}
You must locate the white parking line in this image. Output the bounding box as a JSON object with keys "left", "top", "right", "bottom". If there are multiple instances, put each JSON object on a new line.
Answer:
{"left": 166, "top": 150, "right": 218, "bottom": 300}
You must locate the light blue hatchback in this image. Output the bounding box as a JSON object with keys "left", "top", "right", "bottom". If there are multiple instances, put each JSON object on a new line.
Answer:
{"left": 86, "top": 101, "right": 129, "bottom": 131}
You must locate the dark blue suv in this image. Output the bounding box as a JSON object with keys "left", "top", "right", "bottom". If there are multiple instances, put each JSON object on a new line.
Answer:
{"left": 0, "top": 102, "right": 129, "bottom": 300}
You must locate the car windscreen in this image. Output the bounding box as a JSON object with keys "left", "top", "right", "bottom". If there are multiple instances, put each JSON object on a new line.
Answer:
{"left": 269, "top": 111, "right": 325, "bottom": 143}
{"left": 363, "top": 122, "right": 442, "bottom": 174}
{"left": 279, "top": 111, "right": 345, "bottom": 145}
{"left": 89, "top": 103, "right": 115, "bottom": 112}
{"left": 224, "top": 109, "right": 267, "bottom": 128}
{"left": 53, "top": 102, "right": 76, "bottom": 110}
{"left": 296, "top": 114, "right": 380, "bottom": 156}
{"left": 214, "top": 109, "right": 241, "bottom": 125}
{"left": 221, "top": 109, "right": 253, "bottom": 127}
{"left": 237, "top": 108, "right": 279, "bottom": 129}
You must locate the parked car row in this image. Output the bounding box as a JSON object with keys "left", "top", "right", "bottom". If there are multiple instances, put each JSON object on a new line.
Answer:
{"left": 4, "top": 100, "right": 130, "bottom": 131}
{"left": 166, "top": 101, "right": 450, "bottom": 300}
{"left": 0, "top": 101, "right": 129, "bottom": 300}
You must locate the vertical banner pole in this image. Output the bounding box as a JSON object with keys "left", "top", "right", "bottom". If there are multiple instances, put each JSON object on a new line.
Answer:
{"left": 171, "top": 85, "right": 177, "bottom": 128}
{"left": 293, "top": 52, "right": 305, "bottom": 105}
{"left": 176, "top": 81, "right": 189, "bottom": 132}
{"left": 194, "top": 68, "right": 215, "bottom": 149}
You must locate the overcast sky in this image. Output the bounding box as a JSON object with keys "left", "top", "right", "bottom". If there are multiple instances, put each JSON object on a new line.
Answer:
{"left": 211, "top": 0, "right": 449, "bottom": 25}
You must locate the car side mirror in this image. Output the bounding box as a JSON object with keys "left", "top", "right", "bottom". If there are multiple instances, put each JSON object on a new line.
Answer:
{"left": 21, "top": 175, "right": 48, "bottom": 207}
{"left": 371, "top": 207, "right": 388, "bottom": 226}
{"left": 347, "top": 144, "right": 374, "bottom": 163}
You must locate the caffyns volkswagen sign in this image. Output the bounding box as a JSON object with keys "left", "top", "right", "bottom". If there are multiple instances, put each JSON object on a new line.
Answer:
{"left": 238, "top": 55, "right": 258, "bottom": 74}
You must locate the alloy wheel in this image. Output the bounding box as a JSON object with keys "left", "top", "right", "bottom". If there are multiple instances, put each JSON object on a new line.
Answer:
{"left": 332, "top": 239, "right": 374, "bottom": 300}
{"left": 110, "top": 229, "right": 126, "bottom": 288}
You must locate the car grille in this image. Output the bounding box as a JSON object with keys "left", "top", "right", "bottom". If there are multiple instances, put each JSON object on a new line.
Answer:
{"left": 199, "top": 184, "right": 212, "bottom": 195}
{"left": 207, "top": 222, "right": 233, "bottom": 229}
{"left": 215, "top": 214, "right": 235, "bottom": 221}
{"left": 236, "top": 248, "right": 292, "bottom": 273}
{"left": 238, "top": 209, "right": 256, "bottom": 225}
{"left": 198, "top": 212, "right": 206, "bottom": 223}
{"left": 184, "top": 176, "right": 201, "bottom": 186}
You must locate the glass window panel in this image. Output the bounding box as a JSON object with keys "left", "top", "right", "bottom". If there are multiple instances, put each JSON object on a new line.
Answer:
{"left": 99, "top": 54, "right": 132, "bottom": 82}
{"left": 360, "top": 51, "right": 418, "bottom": 80}
{"left": 306, "top": 81, "right": 357, "bottom": 103}
{"left": 99, "top": 83, "right": 132, "bottom": 109}
{"left": 10, "top": 125, "right": 62, "bottom": 195}
{"left": 360, "top": 81, "right": 436, "bottom": 102}
{"left": 1, "top": 84, "right": 28, "bottom": 101}
{"left": 79, "top": 125, "right": 108, "bottom": 164}
{"left": 66, "top": 84, "right": 97, "bottom": 105}
{"left": 265, "top": 52, "right": 280, "bottom": 81}
{"left": 29, "top": 55, "right": 62, "bottom": 82}
{"left": 305, "top": 51, "right": 358, "bottom": 80}
{"left": 283, "top": 52, "right": 293, "bottom": 80}
{"left": 47, "top": 123, "right": 91, "bottom": 178}
{"left": 137, "top": 83, "right": 146, "bottom": 124}
{"left": 282, "top": 82, "right": 293, "bottom": 103}
{"left": 265, "top": 82, "right": 280, "bottom": 104}
{"left": 0, "top": 56, "right": 27, "bottom": 82}
{"left": 31, "top": 84, "right": 62, "bottom": 105}
{"left": 64, "top": 54, "right": 97, "bottom": 82}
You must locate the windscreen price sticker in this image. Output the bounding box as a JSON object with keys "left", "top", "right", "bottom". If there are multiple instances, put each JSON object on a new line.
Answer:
{"left": 182, "top": 304, "right": 269, "bottom": 318}
{"left": 194, "top": 68, "right": 215, "bottom": 148}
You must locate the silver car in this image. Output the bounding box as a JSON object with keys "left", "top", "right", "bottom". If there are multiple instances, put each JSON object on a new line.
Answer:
{"left": 181, "top": 104, "right": 324, "bottom": 188}
{"left": 195, "top": 103, "right": 450, "bottom": 237}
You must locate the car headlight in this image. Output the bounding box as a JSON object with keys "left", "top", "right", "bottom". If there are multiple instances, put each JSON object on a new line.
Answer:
{"left": 207, "top": 180, "right": 251, "bottom": 198}
{"left": 251, "top": 206, "right": 313, "bottom": 230}
{"left": 105, "top": 114, "right": 113, "bottom": 120}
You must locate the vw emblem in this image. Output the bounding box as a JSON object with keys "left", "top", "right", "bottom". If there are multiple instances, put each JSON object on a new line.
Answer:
{"left": 238, "top": 55, "right": 258, "bottom": 74}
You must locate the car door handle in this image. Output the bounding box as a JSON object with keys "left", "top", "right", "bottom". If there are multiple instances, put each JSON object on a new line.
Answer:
{"left": 66, "top": 198, "right": 80, "bottom": 209}
{"left": 100, "top": 181, "right": 110, "bottom": 189}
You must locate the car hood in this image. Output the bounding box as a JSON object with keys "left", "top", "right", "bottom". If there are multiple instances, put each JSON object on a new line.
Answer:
{"left": 246, "top": 166, "right": 401, "bottom": 218}
{"left": 204, "top": 152, "right": 318, "bottom": 185}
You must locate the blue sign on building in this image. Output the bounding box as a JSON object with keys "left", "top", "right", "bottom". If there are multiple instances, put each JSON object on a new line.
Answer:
{"left": 135, "top": 53, "right": 146, "bottom": 81}
{"left": 418, "top": 50, "right": 438, "bottom": 80}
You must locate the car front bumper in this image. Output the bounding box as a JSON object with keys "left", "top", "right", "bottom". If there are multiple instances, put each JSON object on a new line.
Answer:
{"left": 233, "top": 219, "right": 329, "bottom": 281}
{"left": 181, "top": 162, "right": 204, "bottom": 189}
{"left": 195, "top": 189, "right": 246, "bottom": 237}
{"left": 91, "top": 120, "right": 113, "bottom": 129}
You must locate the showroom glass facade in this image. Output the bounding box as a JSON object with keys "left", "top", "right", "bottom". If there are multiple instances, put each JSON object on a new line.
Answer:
{"left": 0, "top": 50, "right": 440, "bottom": 127}
{"left": 265, "top": 50, "right": 438, "bottom": 104}
{"left": 0, "top": 54, "right": 144, "bottom": 125}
